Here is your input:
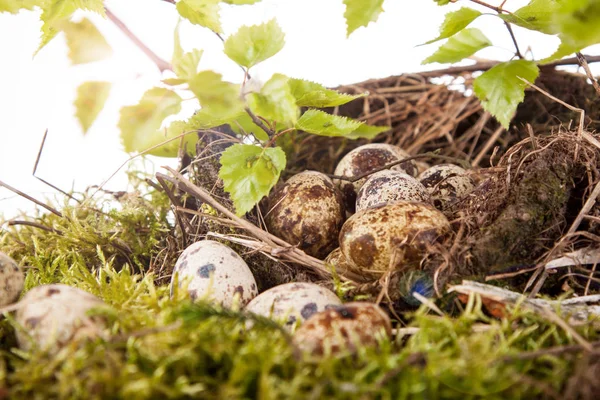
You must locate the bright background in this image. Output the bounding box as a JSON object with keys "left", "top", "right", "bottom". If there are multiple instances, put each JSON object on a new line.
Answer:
{"left": 1, "top": 0, "right": 598, "bottom": 219}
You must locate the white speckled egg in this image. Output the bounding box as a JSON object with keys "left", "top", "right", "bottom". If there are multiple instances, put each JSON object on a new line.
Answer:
{"left": 245, "top": 282, "right": 341, "bottom": 329}
{"left": 339, "top": 201, "right": 450, "bottom": 279}
{"left": 0, "top": 252, "right": 24, "bottom": 306}
{"left": 170, "top": 240, "right": 258, "bottom": 308}
{"left": 15, "top": 284, "right": 107, "bottom": 350}
{"left": 356, "top": 170, "right": 431, "bottom": 211}
{"left": 293, "top": 302, "right": 392, "bottom": 355}
{"left": 333, "top": 143, "right": 417, "bottom": 213}
{"left": 265, "top": 171, "right": 345, "bottom": 259}
{"left": 418, "top": 164, "right": 474, "bottom": 209}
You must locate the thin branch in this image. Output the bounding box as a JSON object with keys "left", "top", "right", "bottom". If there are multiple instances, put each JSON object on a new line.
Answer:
{"left": 469, "top": 0, "right": 500, "bottom": 13}
{"left": 7, "top": 220, "right": 62, "bottom": 234}
{"left": 105, "top": 8, "right": 172, "bottom": 72}
{"left": 245, "top": 107, "right": 275, "bottom": 138}
{"left": 0, "top": 180, "right": 62, "bottom": 217}
{"left": 503, "top": 21, "right": 523, "bottom": 59}
{"left": 576, "top": 52, "right": 600, "bottom": 96}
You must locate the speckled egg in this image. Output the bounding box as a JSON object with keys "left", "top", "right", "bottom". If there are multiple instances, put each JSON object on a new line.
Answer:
{"left": 15, "top": 284, "right": 107, "bottom": 350}
{"left": 0, "top": 252, "right": 24, "bottom": 306}
{"left": 339, "top": 201, "right": 450, "bottom": 278}
{"left": 418, "top": 164, "right": 474, "bottom": 209}
{"left": 356, "top": 170, "right": 431, "bottom": 212}
{"left": 265, "top": 171, "right": 345, "bottom": 259}
{"left": 245, "top": 282, "right": 341, "bottom": 329}
{"left": 170, "top": 240, "right": 258, "bottom": 308}
{"left": 333, "top": 144, "right": 417, "bottom": 213}
{"left": 324, "top": 248, "right": 364, "bottom": 280}
{"left": 293, "top": 302, "right": 392, "bottom": 355}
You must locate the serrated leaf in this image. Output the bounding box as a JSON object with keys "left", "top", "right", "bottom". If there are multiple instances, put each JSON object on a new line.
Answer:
{"left": 288, "top": 78, "right": 364, "bottom": 108}
{"left": 172, "top": 24, "right": 203, "bottom": 80}
{"left": 222, "top": 0, "right": 261, "bottom": 4}
{"left": 499, "top": 0, "right": 561, "bottom": 35}
{"left": 62, "top": 18, "right": 112, "bottom": 65}
{"left": 119, "top": 88, "right": 182, "bottom": 154}
{"left": 74, "top": 81, "right": 111, "bottom": 134}
{"left": 177, "top": 0, "right": 222, "bottom": 33}
{"left": 473, "top": 60, "right": 540, "bottom": 129}
{"left": 219, "top": 144, "right": 286, "bottom": 215}
{"left": 343, "top": 0, "right": 384, "bottom": 36}
{"left": 424, "top": 7, "right": 482, "bottom": 45}
{"left": 553, "top": 0, "right": 600, "bottom": 52}
{"left": 295, "top": 110, "right": 361, "bottom": 136}
{"left": 247, "top": 73, "right": 298, "bottom": 125}
{"left": 541, "top": 37, "right": 578, "bottom": 63}
{"left": 0, "top": 0, "right": 43, "bottom": 14}
{"left": 223, "top": 19, "right": 285, "bottom": 68}
{"left": 423, "top": 28, "right": 491, "bottom": 65}
{"left": 229, "top": 113, "right": 270, "bottom": 141}
{"left": 188, "top": 70, "right": 243, "bottom": 112}
{"left": 346, "top": 123, "right": 389, "bottom": 140}
{"left": 37, "top": 0, "right": 106, "bottom": 53}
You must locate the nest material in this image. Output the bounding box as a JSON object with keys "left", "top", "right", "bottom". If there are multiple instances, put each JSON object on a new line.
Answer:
{"left": 161, "top": 67, "right": 600, "bottom": 307}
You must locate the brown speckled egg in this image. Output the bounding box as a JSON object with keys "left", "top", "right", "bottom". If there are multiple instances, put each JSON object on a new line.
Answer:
{"left": 356, "top": 170, "right": 431, "bottom": 212}
{"left": 0, "top": 252, "right": 24, "bottom": 306}
{"left": 293, "top": 302, "right": 392, "bottom": 355}
{"left": 333, "top": 144, "right": 417, "bottom": 213}
{"left": 419, "top": 164, "right": 474, "bottom": 209}
{"left": 266, "top": 171, "right": 345, "bottom": 259}
{"left": 339, "top": 201, "right": 450, "bottom": 278}
{"left": 170, "top": 240, "right": 258, "bottom": 308}
{"left": 245, "top": 282, "right": 341, "bottom": 329}
{"left": 15, "top": 284, "right": 107, "bottom": 350}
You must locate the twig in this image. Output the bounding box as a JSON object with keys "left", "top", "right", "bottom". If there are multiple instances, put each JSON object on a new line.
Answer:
{"left": 7, "top": 220, "right": 62, "bottom": 234}
{"left": 245, "top": 107, "right": 275, "bottom": 138}
{"left": 503, "top": 21, "right": 523, "bottom": 59}
{"left": 576, "top": 52, "right": 600, "bottom": 96}
{"left": 473, "top": 126, "right": 505, "bottom": 167}
{"left": 105, "top": 8, "right": 172, "bottom": 72}
{"left": 0, "top": 179, "right": 62, "bottom": 217}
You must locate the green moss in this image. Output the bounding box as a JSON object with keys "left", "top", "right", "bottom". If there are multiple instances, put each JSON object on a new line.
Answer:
{"left": 0, "top": 170, "right": 597, "bottom": 399}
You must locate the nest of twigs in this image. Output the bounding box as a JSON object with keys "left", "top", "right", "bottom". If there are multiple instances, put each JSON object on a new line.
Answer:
{"left": 156, "top": 67, "right": 600, "bottom": 314}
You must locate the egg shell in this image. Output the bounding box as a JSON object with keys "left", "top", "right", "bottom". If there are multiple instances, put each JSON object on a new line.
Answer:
{"left": 170, "top": 240, "right": 258, "bottom": 307}
{"left": 339, "top": 201, "right": 450, "bottom": 278}
{"left": 265, "top": 171, "right": 345, "bottom": 259}
{"left": 333, "top": 143, "right": 417, "bottom": 213}
{"left": 245, "top": 282, "right": 342, "bottom": 329}
{"left": 418, "top": 164, "right": 474, "bottom": 209}
{"left": 15, "top": 284, "right": 106, "bottom": 350}
{"left": 293, "top": 302, "right": 392, "bottom": 355}
{"left": 356, "top": 170, "right": 431, "bottom": 212}
{"left": 0, "top": 252, "right": 24, "bottom": 306}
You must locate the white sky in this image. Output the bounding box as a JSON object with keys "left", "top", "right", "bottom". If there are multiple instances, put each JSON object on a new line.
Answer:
{"left": 0, "top": 0, "right": 598, "bottom": 219}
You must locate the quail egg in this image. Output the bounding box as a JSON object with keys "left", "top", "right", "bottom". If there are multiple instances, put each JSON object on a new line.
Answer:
{"left": 0, "top": 252, "right": 24, "bottom": 306}
{"left": 265, "top": 171, "right": 345, "bottom": 259}
{"left": 293, "top": 302, "right": 392, "bottom": 355}
{"left": 170, "top": 240, "right": 258, "bottom": 308}
{"left": 245, "top": 282, "right": 341, "bottom": 329}
{"left": 418, "top": 164, "right": 474, "bottom": 209}
{"left": 356, "top": 170, "right": 431, "bottom": 211}
{"left": 15, "top": 284, "right": 107, "bottom": 350}
{"left": 333, "top": 143, "right": 417, "bottom": 213}
{"left": 339, "top": 201, "right": 450, "bottom": 279}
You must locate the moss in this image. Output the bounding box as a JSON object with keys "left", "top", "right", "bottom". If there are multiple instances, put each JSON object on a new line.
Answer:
{"left": 0, "top": 169, "right": 598, "bottom": 399}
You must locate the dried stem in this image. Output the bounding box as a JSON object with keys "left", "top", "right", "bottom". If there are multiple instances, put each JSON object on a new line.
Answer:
{"left": 576, "top": 52, "right": 600, "bottom": 96}
{"left": 0, "top": 179, "right": 62, "bottom": 217}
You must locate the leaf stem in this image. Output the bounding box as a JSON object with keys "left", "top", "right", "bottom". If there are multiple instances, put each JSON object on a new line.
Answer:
{"left": 266, "top": 128, "right": 296, "bottom": 148}
{"left": 503, "top": 20, "right": 523, "bottom": 59}
{"left": 105, "top": 8, "right": 172, "bottom": 72}
{"left": 245, "top": 107, "right": 276, "bottom": 138}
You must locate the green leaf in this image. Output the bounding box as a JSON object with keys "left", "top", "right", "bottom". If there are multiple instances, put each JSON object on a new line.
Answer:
{"left": 190, "top": 107, "right": 245, "bottom": 129}
{"left": 172, "top": 23, "right": 203, "bottom": 80}
{"left": 222, "top": 0, "right": 262, "bottom": 4}
{"left": 223, "top": 19, "right": 285, "bottom": 68}
{"left": 499, "top": 0, "right": 561, "bottom": 35}
{"left": 188, "top": 70, "right": 243, "bottom": 112}
{"left": 424, "top": 7, "right": 482, "bottom": 44}
{"left": 295, "top": 110, "right": 361, "bottom": 136}
{"left": 228, "top": 113, "right": 270, "bottom": 141}
{"left": 143, "top": 120, "right": 201, "bottom": 157}
{"left": 74, "top": 81, "right": 111, "bottom": 134}
{"left": 343, "top": 0, "right": 384, "bottom": 36}
{"left": 541, "top": 37, "right": 578, "bottom": 63}
{"left": 219, "top": 144, "right": 286, "bottom": 215}
{"left": 62, "top": 18, "right": 113, "bottom": 65}
{"left": 434, "top": 0, "right": 452, "bottom": 5}
{"left": 473, "top": 60, "right": 540, "bottom": 129}
{"left": 0, "top": 0, "right": 43, "bottom": 14}
{"left": 346, "top": 123, "right": 389, "bottom": 140}
{"left": 119, "top": 88, "right": 183, "bottom": 154}
{"left": 176, "top": 0, "right": 222, "bottom": 33}
{"left": 553, "top": 0, "right": 600, "bottom": 52}
{"left": 37, "top": 0, "right": 106, "bottom": 53}
{"left": 422, "top": 28, "right": 492, "bottom": 64}
{"left": 247, "top": 73, "right": 298, "bottom": 125}
{"left": 288, "top": 78, "right": 365, "bottom": 108}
